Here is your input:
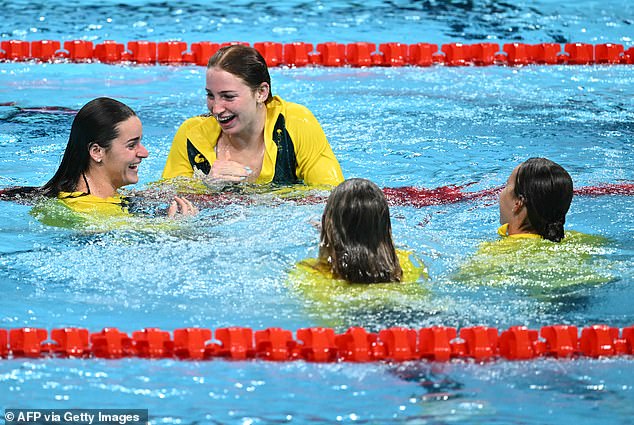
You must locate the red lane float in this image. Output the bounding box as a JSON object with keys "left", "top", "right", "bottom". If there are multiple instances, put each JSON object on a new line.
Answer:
{"left": 0, "top": 40, "right": 30, "bottom": 61}
{"left": 1, "top": 40, "right": 632, "bottom": 66}
{"left": 255, "top": 327, "right": 297, "bottom": 361}
{"left": 419, "top": 326, "right": 455, "bottom": 361}
{"left": 409, "top": 42, "right": 438, "bottom": 66}
{"left": 95, "top": 40, "right": 125, "bottom": 64}
{"left": 63, "top": 40, "right": 94, "bottom": 61}
{"left": 1, "top": 325, "right": 632, "bottom": 362}
{"left": 283, "top": 42, "right": 313, "bottom": 67}
{"left": 31, "top": 40, "right": 60, "bottom": 61}
{"left": 132, "top": 328, "right": 173, "bottom": 358}
{"left": 346, "top": 42, "right": 376, "bottom": 67}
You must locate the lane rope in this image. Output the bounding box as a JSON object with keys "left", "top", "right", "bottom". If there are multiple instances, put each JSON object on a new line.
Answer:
{"left": 2, "top": 324, "right": 633, "bottom": 362}
{"left": 0, "top": 40, "right": 632, "bottom": 67}
{"left": 2, "top": 183, "right": 633, "bottom": 208}
{"left": 184, "top": 182, "right": 634, "bottom": 209}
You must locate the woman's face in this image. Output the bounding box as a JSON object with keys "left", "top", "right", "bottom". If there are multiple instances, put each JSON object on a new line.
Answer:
{"left": 205, "top": 67, "right": 264, "bottom": 136}
{"left": 102, "top": 116, "right": 148, "bottom": 189}
{"left": 499, "top": 165, "right": 520, "bottom": 224}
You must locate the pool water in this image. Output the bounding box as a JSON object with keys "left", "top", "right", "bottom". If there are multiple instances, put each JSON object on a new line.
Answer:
{"left": 1, "top": 1, "right": 634, "bottom": 424}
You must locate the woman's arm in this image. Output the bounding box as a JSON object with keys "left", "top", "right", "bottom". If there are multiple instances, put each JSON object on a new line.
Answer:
{"left": 162, "top": 121, "right": 196, "bottom": 179}
{"left": 287, "top": 104, "right": 344, "bottom": 187}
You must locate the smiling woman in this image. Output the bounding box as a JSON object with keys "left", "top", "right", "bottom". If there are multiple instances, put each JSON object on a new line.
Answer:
{"left": 0, "top": 97, "right": 197, "bottom": 225}
{"left": 162, "top": 44, "right": 344, "bottom": 187}
{"left": 81, "top": 112, "right": 146, "bottom": 197}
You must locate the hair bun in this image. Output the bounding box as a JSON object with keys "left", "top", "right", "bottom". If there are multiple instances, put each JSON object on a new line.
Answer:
{"left": 544, "top": 221, "right": 565, "bottom": 242}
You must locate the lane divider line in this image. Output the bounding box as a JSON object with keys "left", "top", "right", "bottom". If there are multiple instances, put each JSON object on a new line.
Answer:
{"left": 1, "top": 40, "right": 632, "bottom": 67}
{"left": 2, "top": 324, "right": 633, "bottom": 361}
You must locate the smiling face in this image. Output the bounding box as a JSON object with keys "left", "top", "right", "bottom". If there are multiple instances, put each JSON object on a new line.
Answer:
{"left": 499, "top": 165, "right": 520, "bottom": 225}
{"left": 205, "top": 67, "right": 267, "bottom": 137}
{"left": 101, "top": 115, "right": 147, "bottom": 189}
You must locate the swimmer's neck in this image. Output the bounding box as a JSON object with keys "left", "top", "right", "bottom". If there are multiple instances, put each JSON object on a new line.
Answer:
{"left": 76, "top": 171, "right": 119, "bottom": 199}
{"left": 504, "top": 221, "right": 539, "bottom": 237}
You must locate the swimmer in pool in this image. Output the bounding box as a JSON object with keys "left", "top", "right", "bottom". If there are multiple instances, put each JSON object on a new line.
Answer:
{"left": 2, "top": 97, "right": 197, "bottom": 222}
{"left": 454, "top": 157, "right": 613, "bottom": 290}
{"left": 162, "top": 44, "right": 344, "bottom": 187}
{"left": 498, "top": 157, "right": 572, "bottom": 241}
{"left": 289, "top": 178, "right": 429, "bottom": 328}
{"left": 310, "top": 178, "right": 424, "bottom": 283}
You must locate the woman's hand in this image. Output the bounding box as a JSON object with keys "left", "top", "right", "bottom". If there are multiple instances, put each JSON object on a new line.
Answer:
{"left": 209, "top": 159, "right": 253, "bottom": 182}
{"left": 167, "top": 196, "right": 199, "bottom": 218}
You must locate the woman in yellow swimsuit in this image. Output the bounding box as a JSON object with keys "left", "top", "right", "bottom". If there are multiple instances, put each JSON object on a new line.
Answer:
{"left": 455, "top": 157, "right": 612, "bottom": 290}
{"left": 290, "top": 178, "right": 429, "bottom": 328}
{"left": 2, "top": 97, "right": 197, "bottom": 225}
{"left": 162, "top": 44, "right": 344, "bottom": 187}
{"left": 498, "top": 157, "right": 573, "bottom": 241}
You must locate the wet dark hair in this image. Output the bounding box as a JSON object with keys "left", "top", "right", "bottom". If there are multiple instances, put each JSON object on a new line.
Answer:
{"left": 514, "top": 157, "right": 573, "bottom": 242}
{"left": 319, "top": 178, "right": 403, "bottom": 283}
{"left": 40, "top": 97, "right": 137, "bottom": 197}
{"left": 1, "top": 97, "right": 136, "bottom": 200}
{"left": 207, "top": 44, "right": 273, "bottom": 102}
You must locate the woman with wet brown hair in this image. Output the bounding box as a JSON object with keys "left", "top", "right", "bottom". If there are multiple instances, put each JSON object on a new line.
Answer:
{"left": 319, "top": 178, "right": 404, "bottom": 283}
{"left": 162, "top": 44, "right": 344, "bottom": 187}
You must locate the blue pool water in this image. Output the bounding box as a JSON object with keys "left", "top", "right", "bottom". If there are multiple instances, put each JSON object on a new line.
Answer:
{"left": 2, "top": 1, "right": 634, "bottom": 424}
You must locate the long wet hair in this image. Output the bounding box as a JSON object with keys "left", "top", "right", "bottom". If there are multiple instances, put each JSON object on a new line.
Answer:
{"left": 514, "top": 157, "right": 573, "bottom": 242}
{"left": 207, "top": 44, "right": 273, "bottom": 102}
{"left": 1, "top": 97, "right": 136, "bottom": 200}
{"left": 319, "top": 178, "right": 403, "bottom": 283}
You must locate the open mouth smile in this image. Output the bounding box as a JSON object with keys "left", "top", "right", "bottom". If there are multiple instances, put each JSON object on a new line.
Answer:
{"left": 215, "top": 114, "right": 236, "bottom": 125}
